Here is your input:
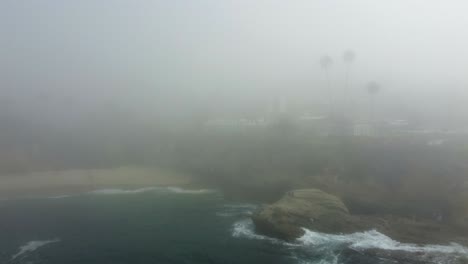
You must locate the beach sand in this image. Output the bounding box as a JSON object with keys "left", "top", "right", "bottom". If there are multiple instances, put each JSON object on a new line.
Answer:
{"left": 0, "top": 166, "right": 194, "bottom": 199}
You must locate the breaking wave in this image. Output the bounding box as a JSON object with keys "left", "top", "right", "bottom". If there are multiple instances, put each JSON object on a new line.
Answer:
{"left": 166, "top": 186, "right": 217, "bottom": 194}
{"left": 1, "top": 186, "right": 218, "bottom": 202}
{"left": 231, "top": 219, "right": 468, "bottom": 264}
{"left": 11, "top": 238, "right": 60, "bottom": 260}
{"left": 88, "top": 186, "right": 217, "bottom": 196}
{"left": 231, "top": 219, "right": 297, "bottom": 246}
{"left": 88, "top": 187, "right": 161, "bottom": 195}
{"left": 298, "top": 228, "right": 468, "bottom": 254}
{"left": 232, "top": 219, "right": 282, "bottom": 243}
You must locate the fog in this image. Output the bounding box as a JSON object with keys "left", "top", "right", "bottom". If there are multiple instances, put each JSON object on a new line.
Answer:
{"left": 2, "top": 0, "right": 468, "bottom": 124}
{"left": 3, "top": 2, "right": 468, "bottom": 263}
{"left": 0, "top": 1, "right": 467, "bottom": 169}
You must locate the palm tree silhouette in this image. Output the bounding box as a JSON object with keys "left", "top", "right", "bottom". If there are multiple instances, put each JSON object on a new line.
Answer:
{"left": 366, "top": 81, "right": 381, "bottom": 124}
{"left": 320, "top": 55, "right": 333, "bottom": 114}
{"left": 342, "top": 50, "right": 356, "bottom": 113}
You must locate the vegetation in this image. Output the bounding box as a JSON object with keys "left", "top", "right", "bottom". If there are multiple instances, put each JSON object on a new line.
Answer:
{"left": 1, "top": 109, "right": 468, "bottom": 230}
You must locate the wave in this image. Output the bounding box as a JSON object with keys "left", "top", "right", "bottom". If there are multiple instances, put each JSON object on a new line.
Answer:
{"left": 231, "top": 219, "right": 297, "bottom": 246}
{"left": 166, "top": 186, "right": 217, "bottom": 194}
{"left": 1, "top": 186, "right": 217, "bottom": 202}
{"left": 298, "top": 228, "right": 468, "bottom": 255}
{"left": 11, "top": 238, "right": 60, "bottom": 260}
{"left": 88, "top": 187, "right": 161, "bottom": 195}
{"left": 232, "top": 219, "right": 278, "bottom": 242}
{"left": 90, "top": 186, "right": 216, "bottom": 195}
{"left": 232, "top": 219, "right": 468, "bottom": 255}
{"left": 231, "top": 220, "right": 468, "bottom": 263}
{"left": 45, "top": 186, "right": 216, "bottom": 198}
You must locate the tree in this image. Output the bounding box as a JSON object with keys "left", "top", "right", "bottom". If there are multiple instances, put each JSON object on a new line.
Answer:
{"left": 342, "top": 50, "right": 356, "bottom": 112}
{"left": 320, "top": 55, "right": 334, "bottom": 114}
{"left": 366, "top": 81, "right": 381, "bottom": 124}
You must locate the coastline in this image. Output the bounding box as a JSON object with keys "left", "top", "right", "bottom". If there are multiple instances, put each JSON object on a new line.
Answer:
{"left": 0, "top": 166, "right": 195, "bottom": 199}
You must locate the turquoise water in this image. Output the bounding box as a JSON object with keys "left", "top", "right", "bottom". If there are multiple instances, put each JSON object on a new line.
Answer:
{"left": 1, "top": 188, "right": 466, "bottom": 264}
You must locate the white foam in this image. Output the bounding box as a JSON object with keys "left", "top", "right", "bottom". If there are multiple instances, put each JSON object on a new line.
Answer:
{"left": 11, "top": 238, "right": 60, "bottom": 260}
{"left": 232, "top": 219, "right": 277, "bottom": 241}
{"left": 231, "top": 219, "right": 298, "bottom": 247}
{"left": 88, "top": 187, "right": 161, "bottom": 195}
{"left": 298, "top": 228, "right": 468, "bottom": 255}
{"left": 232, "top": 221, "right": 468, "bottom": 263}
{"left": 166, "top": 186, "right": 216, "bottom": 194}
{"left": 231, "top": 220, "right": 344, "bottom": 264}
{"left": 47, "top": 194, "right": 75, "bottom": 199}
{"left": 2, "top": 186, "right": 217, "bottom": 201}
{"left": 88, "top": 186, "right": 216, "bottom": 195}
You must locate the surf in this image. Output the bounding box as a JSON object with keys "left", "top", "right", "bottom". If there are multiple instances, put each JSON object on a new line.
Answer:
{"left": 88, "top": 186, "right": 161, "bottom": 195}
{"left": 231, "top": 218, "right": 468, "bottom": 263}
{"left": 11, "top": 238, "right": 60, "bottom": 260}
{"left": 298, "top": 228, "right": 468, "bottom": 254}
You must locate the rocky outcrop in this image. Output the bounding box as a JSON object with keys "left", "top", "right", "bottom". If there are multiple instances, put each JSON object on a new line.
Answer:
{"left": 252, "top": 188, "right": 468, "bottom": 246}
{"left": 252, "top": 189, "right": 361, "bottom": 240}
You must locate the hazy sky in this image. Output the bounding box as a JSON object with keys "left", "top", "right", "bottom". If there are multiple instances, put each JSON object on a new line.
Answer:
{"left": 1, "top": 0, "right": 468, "bottom": 121}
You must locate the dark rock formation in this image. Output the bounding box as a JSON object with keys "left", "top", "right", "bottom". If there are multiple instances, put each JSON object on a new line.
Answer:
{"left": 252, "top": 188, "right": 468, "bottom": 246}
{"left": 252, "top": 189, "right": 360, "bottom": 240}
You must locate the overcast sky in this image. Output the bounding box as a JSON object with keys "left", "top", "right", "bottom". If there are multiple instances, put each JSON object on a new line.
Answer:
{"left": 1, "top": 0, "right": 467, "bottom": 122}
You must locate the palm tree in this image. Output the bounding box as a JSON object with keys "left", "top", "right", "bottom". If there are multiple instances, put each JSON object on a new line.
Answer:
{"left": 366, "top": 81, "right": 381, "bottom": 124}
{"left": 320, "top": 55, "right": 333, "bottom": 114}
{"left": 342, "top": 50, "right": 356, "bottom": 112}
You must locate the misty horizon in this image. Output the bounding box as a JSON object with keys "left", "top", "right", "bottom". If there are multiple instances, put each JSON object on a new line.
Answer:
{"left": 1, "top": 0, "right": 468, "bottom": 128}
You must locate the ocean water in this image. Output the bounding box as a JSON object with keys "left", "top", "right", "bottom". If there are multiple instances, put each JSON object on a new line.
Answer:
{"left": 1, "top": 187, "right": 467, "bottom": 264}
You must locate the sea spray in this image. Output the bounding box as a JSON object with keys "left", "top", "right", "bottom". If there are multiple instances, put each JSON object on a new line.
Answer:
{"left": 11, "top": 238, "right": 60, "bottom": 260}
{"left": 298, "top": 228, "right": 468, "bottom": 254}
{"left": 232, "top": 219, "right": 299, "bottom": 246}
{"left": 232, "top": 219, "right": 468, "bottom": 263}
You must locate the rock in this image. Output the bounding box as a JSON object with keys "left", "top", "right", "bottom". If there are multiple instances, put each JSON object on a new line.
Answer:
{"left": 253, "top": 188, "right": 468, "bottom": 247}
{"left": 252, "top": 189, "right": 356, "bottom": 240}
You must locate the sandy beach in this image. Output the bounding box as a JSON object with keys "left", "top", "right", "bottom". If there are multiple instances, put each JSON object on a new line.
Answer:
{"left": 0, "top": 166, "right": 194, "bottom": 199}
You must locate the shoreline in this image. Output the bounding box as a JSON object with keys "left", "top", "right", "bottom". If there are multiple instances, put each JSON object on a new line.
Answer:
{"left": 0, "top": 166, "right": 197, "bottom": 200}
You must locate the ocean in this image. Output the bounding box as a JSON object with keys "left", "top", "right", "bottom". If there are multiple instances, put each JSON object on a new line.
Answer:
{"left": 1, "top": 187, "right": 467, "bottom": 264}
